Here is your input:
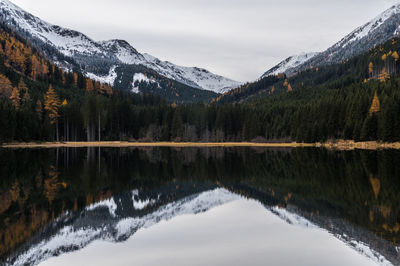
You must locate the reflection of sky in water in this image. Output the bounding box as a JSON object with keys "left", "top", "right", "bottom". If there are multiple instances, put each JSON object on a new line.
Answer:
{"left": 39, "top": 197, "right": 382, "bottom": 266}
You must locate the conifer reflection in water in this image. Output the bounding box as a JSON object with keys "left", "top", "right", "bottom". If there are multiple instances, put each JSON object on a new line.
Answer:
{"left": 0, "top": 147, "right": 399, "bottom": 265}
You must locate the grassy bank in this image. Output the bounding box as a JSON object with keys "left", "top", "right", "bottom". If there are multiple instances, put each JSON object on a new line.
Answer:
{"left": 0, "top": 141, "right": 313, "bottom": 149}
{"left": 1, "top": 140, "right": 400, "bottom": 150}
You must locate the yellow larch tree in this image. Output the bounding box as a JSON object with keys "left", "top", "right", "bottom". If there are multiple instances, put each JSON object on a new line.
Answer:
{"left": 44, "top": 85, "right": 61, "bottom": 140}
{"left": 392, "top": 51, "right": 399, "bottom": 61}
{"left": 378, "top": 68, "right": 390, "bottom": 83}
{"left": 283, "top": 79, "right": 289, "bottom": 87}
{"left": 9, "top": 87, "right": 21, "bottom": 109}
{"left": 369, "top": 175, "right": 381, "bottom": 199}
{"left": 0, "top": 74, "right": 13, "bottom": 98}
{"left": 368, "top": 62, "right": 374, "bottom": 77}
{"left": 369, "top": 91, "right": 381, "bottom": 116}
{"left": 44, "top": 85, "right": 61, "bottom": 124}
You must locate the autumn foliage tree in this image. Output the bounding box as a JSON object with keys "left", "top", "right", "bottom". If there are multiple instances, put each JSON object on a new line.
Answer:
{"left": 369, "top": 62, "right": 374, "bottom": 78}
{"left": 378, "top": 68, "right": 390, "bottom": 83}
{"left": 369, "top": 91, "right": 381, "bottom": 116}
{"left": 0, "top": 74, "right": 12, "bottom": 98}
{"left": 44, "top": 85, "right": 61, "bottom": 141}
{"left": 9, "top": 87, "right": 20, "bottom": 109}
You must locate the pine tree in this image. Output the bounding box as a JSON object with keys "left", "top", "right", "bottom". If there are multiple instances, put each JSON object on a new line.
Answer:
{"left": 17, "top": 79, "right": 28, "bottom": 93}
{"left": 21, "top": 90, "right": 31, "bottom": 106}
{"left": 86, "top": 79, "right": 94, "bottom": 92}
{"left": 73, "top": 73, "right": 78, "bottom": 86}
{"left": 36, "top": 99, "right": 43, "bottom": 120}
{"left": 361, "top": 114, "right": 378, "bottom": 141}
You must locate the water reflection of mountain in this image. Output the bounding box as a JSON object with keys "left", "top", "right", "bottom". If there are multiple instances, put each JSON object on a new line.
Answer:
{"left": 5, "top": 184, "right": 238, "bottom": 266}
{"left": 0, "top": 147, "right": 400, "bottom": 265}
{"left": 226, "top": 184, "right": 399, "bottom": 266}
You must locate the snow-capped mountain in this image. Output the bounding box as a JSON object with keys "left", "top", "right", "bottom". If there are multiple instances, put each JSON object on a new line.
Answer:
{"left": 0, "top": 0, "right": 240, "bottom": 94}
{"left": 291, "top": 3, "right": 400, "bottom": 75}
{"left": 261, "top": 52, "right": 318, "bottom": 78}
{"left": 261, "top": 3, "right": 400, "bottom": 77}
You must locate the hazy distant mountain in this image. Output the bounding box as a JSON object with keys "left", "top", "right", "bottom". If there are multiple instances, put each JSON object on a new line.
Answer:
{"left": 0, "top": 0, "right": 240, "bottom": 94}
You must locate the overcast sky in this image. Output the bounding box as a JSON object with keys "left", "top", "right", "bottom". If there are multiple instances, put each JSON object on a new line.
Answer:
{"left": 10, "top": 0, "right": 400, "bottom": 82}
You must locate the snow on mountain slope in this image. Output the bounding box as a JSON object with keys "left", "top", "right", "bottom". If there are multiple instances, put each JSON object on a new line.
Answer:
{"left": 131, "top": 72, "right": 159, "bottom": 93}
{"left": 289, "top": 3, "right": 400, "bottom": 74}
{"left": 260, "top": 3, "right": 400, "bottom": 77}
{"left": 86, "top": 66, "right": 118, "bottom": 85}
{"left": 100, "top": 39, "right": 146, "bottom": 66}
{"left": 9, "top": 188, "right": 239, "bottom": 266}
{"left": 336, "top": 4, "right": 400, "bottom": 49}
{"left": 0, "top": 0, "right": 105, "bottom": 57}
{"left": 0, "top": 0, "right": 240, "bottom": 93}
{"left": 140, "top": 53, "right": 240, "bottom": 94}
{"left": 260, "top": 52, "right": 318, "bottom": 78}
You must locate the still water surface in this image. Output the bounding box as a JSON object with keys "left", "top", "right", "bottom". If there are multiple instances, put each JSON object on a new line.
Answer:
{"left": 0, "top": 147, "right": 399, "bottom": 265}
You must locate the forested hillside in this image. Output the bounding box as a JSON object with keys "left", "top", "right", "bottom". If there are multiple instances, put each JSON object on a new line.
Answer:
{"left": 1, "top": 20, "right": 400, "bottom": 143}
{"left": 113, "top": 64, "right": 218, "bottom": 104}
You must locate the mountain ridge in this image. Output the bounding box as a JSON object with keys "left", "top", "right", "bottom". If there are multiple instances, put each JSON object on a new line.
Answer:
{"left": 0, "top": 0, "right": 240, "bottom": 94}
{"left": 261, "top": 52, "right": 319, "bottom": 78}
{"left": 262, "top": 3, "right": 400, "bottom": 77}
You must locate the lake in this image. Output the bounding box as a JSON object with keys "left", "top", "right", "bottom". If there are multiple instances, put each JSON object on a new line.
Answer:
{"left": 0, "top": 147, "right": 399, "bottom": 266}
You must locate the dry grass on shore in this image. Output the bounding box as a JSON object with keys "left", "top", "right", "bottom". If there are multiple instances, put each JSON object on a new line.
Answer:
{"left": 1, "top": 140, "right": 400, "bottom": 150}
{"left": 0, "top": 141, "right": 313, "bottom": 149}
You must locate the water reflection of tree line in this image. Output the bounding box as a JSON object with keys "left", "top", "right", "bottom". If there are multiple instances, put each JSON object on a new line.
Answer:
{"left": 0, "top": 147, "right": 399, "bottom": 259}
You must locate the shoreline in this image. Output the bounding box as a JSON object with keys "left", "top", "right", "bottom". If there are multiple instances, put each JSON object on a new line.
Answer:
{"left": 1, "top": 140, "right": 400, "bottom": 150}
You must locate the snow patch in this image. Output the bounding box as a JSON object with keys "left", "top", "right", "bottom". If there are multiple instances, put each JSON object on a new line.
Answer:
{"left": 86, "top": 66, "right": 117, "bottom": 85}
{"left": 132, "top": 73, "right": 159, "bottom": 93}
{"left": 131, "top": 190, "right": 158, "bottom": 210}
{"left": 86, "top": 197, "right": 118, "bottom": 217}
